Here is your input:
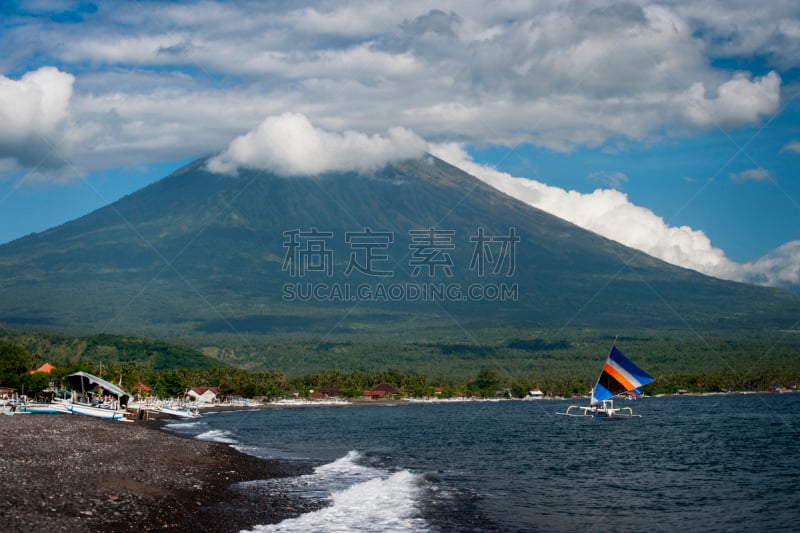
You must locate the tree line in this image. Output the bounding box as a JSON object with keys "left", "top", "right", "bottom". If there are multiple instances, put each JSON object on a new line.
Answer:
{"left": 2, "top": 342, "right": 797, "bottom": 400}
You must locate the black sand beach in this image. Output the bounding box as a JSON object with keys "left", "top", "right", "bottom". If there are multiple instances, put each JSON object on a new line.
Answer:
{"left": 0, "top": 413, "right": 315, "bottom": 532}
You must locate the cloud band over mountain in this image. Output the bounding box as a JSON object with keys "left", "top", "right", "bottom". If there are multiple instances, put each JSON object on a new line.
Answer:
{"left": 431, "top": 143, "right": 800, "bottom": 290}
{"left": 206, "top": 113, "right": 427, "bottom": 176}
{"left": 206, "top": 113, "right": 800, "bottom": 291}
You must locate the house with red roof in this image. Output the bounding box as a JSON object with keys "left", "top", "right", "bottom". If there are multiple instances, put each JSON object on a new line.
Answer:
{"left": 187, "top": 386, "right": 219, "bottom": 404}
{"left": 132, "top": 383, "right": 153, "bottom": 395}
{"left": 364, "top": 383, "right": 401, "bottom": 399}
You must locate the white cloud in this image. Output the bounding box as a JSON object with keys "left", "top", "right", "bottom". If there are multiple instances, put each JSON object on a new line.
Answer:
{"left": 431, "top": 143, "right": 800, "bottom": 289}
{"left": 781, "top": 141, "right": 800, "bottom": 154}
{"left": 0, "top": 67, "right": 74, "bottom": 167}
{"left": 738, "top": 241, "right": 800, "bottom": 288}
{"left": 676, "top": 72, "right": 781, "bottom": 129}
{"left": 588, "top": 171, "right": 629, "bottom": 189}
{"left": 674, "top": 1, "right": 800, "bottom": 70}
{"left": 729, "top": 168, "right": 770, "bottom": 183}
{"left": 207, "top": 112, "right": 427, "bottom": 176}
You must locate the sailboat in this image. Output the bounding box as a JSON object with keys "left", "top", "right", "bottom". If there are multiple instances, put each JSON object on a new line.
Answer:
{"left": 558, "top": 344, "right": 654, "bottom": 418}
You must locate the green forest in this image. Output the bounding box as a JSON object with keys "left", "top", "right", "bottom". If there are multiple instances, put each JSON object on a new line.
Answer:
{"left": 2, "top": 327, "right": 799, "bottom": 400}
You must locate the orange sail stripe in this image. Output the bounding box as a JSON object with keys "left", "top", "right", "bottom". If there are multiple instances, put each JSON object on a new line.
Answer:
{"left": 603, "top": 363, "right": 635, "bottom": 392}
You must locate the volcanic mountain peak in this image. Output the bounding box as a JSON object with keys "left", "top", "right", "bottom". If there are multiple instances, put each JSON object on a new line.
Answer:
{"left": 0, "top": 154, "right": 797, "bottom": 338}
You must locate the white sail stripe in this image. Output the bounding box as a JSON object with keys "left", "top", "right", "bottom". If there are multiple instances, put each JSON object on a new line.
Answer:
{"left": 606, "top": 358, "right": 645, "bottom": 389}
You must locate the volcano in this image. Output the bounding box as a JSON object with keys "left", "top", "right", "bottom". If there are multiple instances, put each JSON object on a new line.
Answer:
{"left": 0, "top": 155, "right": 797, "bottom": 339}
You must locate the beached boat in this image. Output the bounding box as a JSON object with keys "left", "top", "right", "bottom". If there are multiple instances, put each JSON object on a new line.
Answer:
{"left": 557, "top": 344, "right": 654, "bottom": 419}
{"left": 157, "top": 405, "right": 201, "bottom": 418}
{"left": 67, "top": 401, "right": 126, "bottom": 420}
{"left": 17, "top": 402, "right": 68, "bottom": 414}
{"left": 62, "top": 372, "right": 131, "bottom": 421}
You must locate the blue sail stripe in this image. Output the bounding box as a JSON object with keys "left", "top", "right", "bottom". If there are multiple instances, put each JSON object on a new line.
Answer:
{"left": 608, "top": 346, "right": 654, "bottom": 386}
{"left": 593, "top": 383, "right": 613, "bottom": 402}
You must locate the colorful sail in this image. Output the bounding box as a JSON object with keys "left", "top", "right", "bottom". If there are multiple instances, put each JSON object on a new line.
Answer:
{"left": 591, "top": 346, "right": 653, "bottom": 405}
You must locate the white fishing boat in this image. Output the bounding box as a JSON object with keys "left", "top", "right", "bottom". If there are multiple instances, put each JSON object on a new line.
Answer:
{"left": 557, "top": 344, "right": 654, "bottom": 419}
{"left": 63, "top": 372, "right": 131, "bottom": 421}
{"left": 157, "top": 405, "right": 201, "bottom": 418}
{"left": 50, "top": 397, "right": 74, "bottom": 414}
{"left": 67, "top": 401, "right": 127, "bottom": 420}
{"left": 17, "top": 402, "right": 68, "bottom": 414}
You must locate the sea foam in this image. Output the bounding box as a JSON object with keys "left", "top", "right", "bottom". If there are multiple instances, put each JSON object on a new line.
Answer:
{"left": 163, "top": 420, "right": 204, "bottom": 430}
{"left": 243, "top": 450, "right": 428, "bottom": 532}
{"left": 194, "top": 429, "right": 238, "bottom": 444}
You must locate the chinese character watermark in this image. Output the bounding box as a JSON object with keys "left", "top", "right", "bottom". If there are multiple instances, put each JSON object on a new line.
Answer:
{"left": 344, "top": 228, "right": 394, "bottom": 277}
{"left": 281, "top": 226, "right": 520, "bottom": 303}
{"left": 408, "top": 228, "right": 455, "bottom": 277}
{"left": 282, "top": 228, "right": 334, "bottom": 277}
{"left": 469, "top": 227, "right": 519, "bottom": 277}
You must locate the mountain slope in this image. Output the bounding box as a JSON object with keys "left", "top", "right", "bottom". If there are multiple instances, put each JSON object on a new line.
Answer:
{"left": 0, "top": 155, "right": 797, "bottom": 339}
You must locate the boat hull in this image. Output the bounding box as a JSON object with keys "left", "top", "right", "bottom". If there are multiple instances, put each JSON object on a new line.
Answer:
{"left": 157, "top": 406, "right": 201, "bottom": 418}
{"left": 557, "top": 400, "right": 640, "bottom": 419}
{"left": 18, "top": 403, "right": 68, "bottom": 414}
{"left": 68, "top": 403, "right": 126, "bottom": 420}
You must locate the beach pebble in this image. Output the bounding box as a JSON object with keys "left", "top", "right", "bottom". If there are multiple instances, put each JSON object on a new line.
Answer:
{"left": 0, "top": 413, "right": 315, "bottom": 531}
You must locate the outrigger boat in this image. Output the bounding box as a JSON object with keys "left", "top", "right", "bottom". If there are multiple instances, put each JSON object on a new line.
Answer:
{"left": 558, "top": 344, "right": 654, "bottom": 419}
{"left": 61, "top": 372, "right": 131, "bottom": 421}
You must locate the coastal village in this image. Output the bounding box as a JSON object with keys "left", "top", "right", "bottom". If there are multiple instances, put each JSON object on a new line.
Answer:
{"left": 0, "top": 360, "right": 504, "bottom": 421}
{"left": 4, "top": 360, "right": 798, "bottom": 422}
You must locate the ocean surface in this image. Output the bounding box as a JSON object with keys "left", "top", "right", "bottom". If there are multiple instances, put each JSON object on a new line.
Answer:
{"left": 165, "top": 394, "right": 800, "bottom": 532}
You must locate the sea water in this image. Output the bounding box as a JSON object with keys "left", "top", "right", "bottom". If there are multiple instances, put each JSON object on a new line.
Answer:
{"left": 164, "top": 394, "right": 800, "bottom": 532}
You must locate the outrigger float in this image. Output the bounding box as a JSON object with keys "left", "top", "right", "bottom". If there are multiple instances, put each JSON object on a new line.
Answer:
{"left": 558, "top": 344, "right": 654, "bottom": 419}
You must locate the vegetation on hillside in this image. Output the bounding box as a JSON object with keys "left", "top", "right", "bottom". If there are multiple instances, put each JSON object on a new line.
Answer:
{"left": 2, "top": 328, "right": 798, "bottom": 400}
{"left": 0, "top": 330, "right": 224, "bottom": 372}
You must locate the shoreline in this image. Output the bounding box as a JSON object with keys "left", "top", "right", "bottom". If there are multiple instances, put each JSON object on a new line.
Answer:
{"left": 0, "top": 414, "right": 318, "bottom": 532}
{"left": 192, "top": 387, "right": 800, "bottom": 412}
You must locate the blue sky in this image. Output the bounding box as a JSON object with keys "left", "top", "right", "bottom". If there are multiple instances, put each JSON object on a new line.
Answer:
{"left": 1, "top": 1, "right": 799, "bottom": 288}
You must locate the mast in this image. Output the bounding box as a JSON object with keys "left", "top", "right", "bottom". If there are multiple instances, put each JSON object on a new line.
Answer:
{"left": 590, "top": 342, "right": 615, "bottom": 405}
